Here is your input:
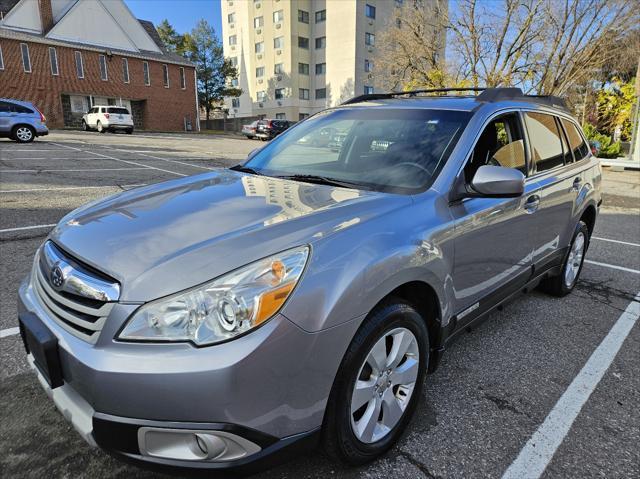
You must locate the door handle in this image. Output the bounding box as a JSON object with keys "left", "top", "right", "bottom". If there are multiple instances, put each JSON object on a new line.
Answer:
{"left": 524, "top": 194, "right": 540, "bottom": 214}
{"left": 571, "top": 177, "right": 582, "bottom": 192}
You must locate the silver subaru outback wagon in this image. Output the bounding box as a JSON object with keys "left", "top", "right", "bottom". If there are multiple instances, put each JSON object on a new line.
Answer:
{"left": 18, "top": 88, "right": 601, "bottom": 473}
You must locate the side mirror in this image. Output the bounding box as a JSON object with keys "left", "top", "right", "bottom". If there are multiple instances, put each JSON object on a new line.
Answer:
{"left": 470, "top": 165, "right": 525, "bottom": 198}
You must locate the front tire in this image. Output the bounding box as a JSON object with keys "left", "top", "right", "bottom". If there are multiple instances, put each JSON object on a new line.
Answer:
{"left": 322, "top": 299, "right": 429, "bottom": 465}
{"left": 126, "top": 128, "right": 133, "bottom": 135}
{"left": 12, "top": 125, "right": 35, "bottom": 143}
{"left": 540, "top": 221, "right": 589, "bottom": 297}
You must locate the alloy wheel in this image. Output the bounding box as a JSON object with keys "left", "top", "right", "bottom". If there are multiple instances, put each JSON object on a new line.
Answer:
{"left": 564, "top": 231, "right": 585, "bottom": 287}
{"left": 15, "top": 127, "right": 33, "bottom": 142}
{"left": 350, "top": 327, "right": 419, "bottom": 444}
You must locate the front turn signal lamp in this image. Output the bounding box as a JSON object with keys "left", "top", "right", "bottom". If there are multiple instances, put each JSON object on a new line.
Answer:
{"left": 118, "top": 246, "right": 309, "bottom": 346}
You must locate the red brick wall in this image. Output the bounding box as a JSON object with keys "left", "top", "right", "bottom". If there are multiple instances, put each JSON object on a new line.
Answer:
{"left": 0, "top": 39, "right": 198, "bottom": 131}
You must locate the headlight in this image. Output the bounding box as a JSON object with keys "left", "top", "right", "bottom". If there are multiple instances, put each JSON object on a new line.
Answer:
{"left": 118, "top": 246, "right": 309, "bottom": 346}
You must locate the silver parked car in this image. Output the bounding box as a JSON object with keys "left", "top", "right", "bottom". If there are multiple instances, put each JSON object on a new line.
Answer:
{"left": 18, "top": 88, "right": 601, "bottom": 473}
{"left": 0, "top": 98, "right": 49, "bottom": 143}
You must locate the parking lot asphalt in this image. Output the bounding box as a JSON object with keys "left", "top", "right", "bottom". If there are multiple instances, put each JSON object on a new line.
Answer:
{"left": 1, "top": 131, "right": 639, "bottom": 478}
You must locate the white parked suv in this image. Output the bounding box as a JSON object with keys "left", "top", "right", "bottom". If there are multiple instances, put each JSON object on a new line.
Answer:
{"left": 82, "top": 106, "right": 134, "bottom": 134}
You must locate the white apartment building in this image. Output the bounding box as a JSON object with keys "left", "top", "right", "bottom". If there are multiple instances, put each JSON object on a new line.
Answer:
{"left": 221, "top": 0, "right": 445, "bottom": 121}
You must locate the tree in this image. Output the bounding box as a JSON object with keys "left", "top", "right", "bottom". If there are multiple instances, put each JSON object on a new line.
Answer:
{"left": 156, "top": 19, "right": 184, "bottom": 54}
{"left": 184, "top": 20, "right": 241, "bottom": 128}
{"left": 374, "top": 0, "right": 451, "bottom": 91}
{"left": 594, "top": 77, "right": 636, "bottom": 140}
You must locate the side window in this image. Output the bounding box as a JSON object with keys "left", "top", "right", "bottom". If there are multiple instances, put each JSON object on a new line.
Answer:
{"left": 557, "top": 117, "right": 573, "bottom": 164}
{"left": 524, "top": 112, "right": 564, "bottom": 173}
{"left": 13, "top": 104, "right": 33, "bottom": 114}
{"left": 0, "top": 101, "right": 11, "bottom": 113}
{"left": 465, "top": 113, "right": 527, "bottom": 182}
{"left": 561, "top": 118, "right": 590, "bottom": 161}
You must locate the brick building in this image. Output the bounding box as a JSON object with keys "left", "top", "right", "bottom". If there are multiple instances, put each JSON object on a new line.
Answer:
{"left": 0, "top": 0, "right": 199, "bottom": 131}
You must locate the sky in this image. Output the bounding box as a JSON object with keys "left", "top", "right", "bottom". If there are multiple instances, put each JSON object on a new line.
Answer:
{"left": 126, "top": 0, "right": 223, "bottom": 37}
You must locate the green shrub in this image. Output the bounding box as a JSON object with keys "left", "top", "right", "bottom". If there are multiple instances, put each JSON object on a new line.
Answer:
{"left": 582, "top": 123, "right": 622, "bottom": 158}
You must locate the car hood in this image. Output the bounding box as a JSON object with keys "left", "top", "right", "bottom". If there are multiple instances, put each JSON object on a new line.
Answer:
{"left": 50, "top": 169, "right": 410, "bottom": 302}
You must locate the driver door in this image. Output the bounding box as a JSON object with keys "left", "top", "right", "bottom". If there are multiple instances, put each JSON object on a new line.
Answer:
{"left": 450, "top": 112, "right": 536, "bottom": 327}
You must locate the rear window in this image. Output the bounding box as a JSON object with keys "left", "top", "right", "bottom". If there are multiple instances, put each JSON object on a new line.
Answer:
{"left": 5, "top": 103, "right": 34, "bottom": 114}
{"left": 107, "top": 107, "right": 129, "bottom": 114}
{"left": 561, "top": 119, "right": 590, "bottom": 161}
{"left": 524, "top": 112, "right": 565, "bottom": 173}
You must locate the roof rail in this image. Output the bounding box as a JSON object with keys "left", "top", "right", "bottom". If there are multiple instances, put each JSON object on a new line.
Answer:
{"left": 341, "top": 87, "right": 569, "bottom": 110}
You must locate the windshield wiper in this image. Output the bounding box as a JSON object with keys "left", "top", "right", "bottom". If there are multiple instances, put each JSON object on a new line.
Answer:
{"left": 273, "top": 174, "right": 363, "bottom": 189}
{"left": 230, "top": 165, "right": 262, "bottom": 175}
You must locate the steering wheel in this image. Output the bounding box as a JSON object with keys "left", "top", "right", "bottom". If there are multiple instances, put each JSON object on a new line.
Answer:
{"left": 395, "top": 161, "right": 434, "bottom": 176}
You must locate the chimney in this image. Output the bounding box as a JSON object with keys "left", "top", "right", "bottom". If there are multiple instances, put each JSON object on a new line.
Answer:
{"left": 39, "top": 0, "right": 54, "bottom": 33}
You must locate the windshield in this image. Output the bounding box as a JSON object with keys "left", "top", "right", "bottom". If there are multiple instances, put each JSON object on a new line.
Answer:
{"left": 243, "top": 108, "right": 471, "bottom": 194}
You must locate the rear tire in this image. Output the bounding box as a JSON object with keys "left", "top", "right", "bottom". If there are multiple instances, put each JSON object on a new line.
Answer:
{"left": 12, "top": 125, "right": 35, "bottom": 143}
{"left": 322, "top": 298, "right": 429, "bottom": 465}
{"left": 539, "top": 221, "right": 589, "bottom": 297}
{"left": 97, "top": 121, "right": 105, "bottom": 133}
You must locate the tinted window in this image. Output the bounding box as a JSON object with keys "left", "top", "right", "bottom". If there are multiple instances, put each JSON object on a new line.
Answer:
{"left": 525, "top": 112, "right": 565, "bottom": 172}
{"left": 0, "top": 101, "right": 11, "bottom": 113}
{"left": 244, "top": 108, "right": 472, "bottom": 194}
{"left": 561, "top": 119, "right": 590, "bottom": 161}
{"left": 13, "top": 104, "right": 34, "bottom": 114}
{"left": 107, "top": 107, "right": 129, "bottom": 114}
{"left": 466, "top": 113, "right": 527, "bottom": 181}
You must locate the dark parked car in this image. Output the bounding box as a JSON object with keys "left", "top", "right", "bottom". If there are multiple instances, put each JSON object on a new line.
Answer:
{"left": 0, "top": 98, "right": 49, "bottom": 143}
{"left": 255, "top": 119, "right": 294, "bottom": 140}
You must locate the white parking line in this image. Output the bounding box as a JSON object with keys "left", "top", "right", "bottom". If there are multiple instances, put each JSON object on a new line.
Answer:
{"left": 592, "top": 236, "right": 640, "bottom": 248}
{"left": 502, "top": 292, "right": 640, "bottom": 479}
{"left": 0, "top": 183, "right": 146, "bottom": 193}
{"left": 0, "top": 167, "right": 150, "bottom": 173}
{"left": 51, "top": 142, "right": 187, "bottom": 177}
{"left": 104, "top": 146, "right": 215, "bottom": 171}
{"left": 0, "top": 224, "right": 56, "bottom": 233}
{"left": 0, "top": 327, "right": 20, "bottom": 339}
{"left": 585, "top": 260, "right": 640, "bottom": 275}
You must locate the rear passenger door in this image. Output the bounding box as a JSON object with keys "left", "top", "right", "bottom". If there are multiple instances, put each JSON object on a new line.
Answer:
{"left": 523, "top": 111, "right": 580, "bottom": 271}
{"left": 0, "top": 101, "right": 12, "bottom": 132}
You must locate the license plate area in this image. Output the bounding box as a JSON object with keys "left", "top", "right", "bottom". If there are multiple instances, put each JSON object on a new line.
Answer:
{"left": 19, "top": 312, "right": 63, "bottom": 389}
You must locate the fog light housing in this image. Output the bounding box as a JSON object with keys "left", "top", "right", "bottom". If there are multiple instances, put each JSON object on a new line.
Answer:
{"left": 138, "top": 427, "right": 261, "bottom": 462}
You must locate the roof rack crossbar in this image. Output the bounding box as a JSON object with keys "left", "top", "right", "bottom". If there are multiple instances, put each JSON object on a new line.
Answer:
{"left": 341, "top": 87, "right": 569, "bottom": 110}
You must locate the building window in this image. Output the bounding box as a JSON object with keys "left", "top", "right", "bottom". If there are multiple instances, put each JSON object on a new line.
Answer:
{"left": 298, "top": 62, "right": 309, "bottom": 75}
{"left": 229, "top": 35, "right": 237, "bottom": 45}
{"left": 99, "top": 54, "right": 108, "bottom": 81}
{"left": 20, "top": 43, "right": 31, "bottom": 73}
{"left": 315, "top": 88, "right": 326, "bottom": 99}
{"left": 122, "top": 58, "right": 130, "bottom": 83}
{"left": 274, "top": 36, "right": 284, "bottom": 49}
{"left": 365, "top": 4, "right": 376, "bottom": 19}
{"left": 231, "top": 78, "right": 238, "bottom": 87}
{"left": 315, "top": 63, "right": 326, "bottom": 74}
{"left": 298, "top": 10, "right": 309, "bottom": 23}
{"left": 275, "top": 88, "right": 285, "bottom": 100}
{"left": 365, "top": 32, "right": 375, "bottom": 46}
{"left": 299, "top": 113, "right": 309, "bottom": 121}
{"left": 315, "top": 37, "right": 326, "bottom": 49}
{"left": 364, "top": 59, "right": 373, "bottom": 72}
{"left": 299, "top": 88, "right": 309, "bottom": 100}
{"left": 298, "top": 36, "right": 309, "bottom": 49}
{"left": 315, "top": 10, "right": 326, "bottom": 23}
{"left": 162, "top": 64, "right": 170, "bottom": 87}
{"left": 49, "top": 47, "right": 59, "bottom": 76}
{"left": 254, "top": 16, "right": 263, "bottom": 28}
{"left": 364, "top": 85, "right": 374, "bottom": 94}
{"left": 231, "top": 98, "right": 240, "bottom": 108}
{"left": 274, "top": 63, "right": 284, "bottom": 74}
{"left": 228, "top": 12, "right": 236, "bottom": 23}
{"left": 70, "top": 95, "right": 88, "bottom": 113}
{"left": 0, "top": 44, "right": 4, "bottom": 70}
{"left": 273, "top": 10, "right": 284, "bottom": 23}
{"left": 276, "top": 113, "right": 286, "bottom": 120}
{"left": 143, "top": 61, "right": 150, "bottom": 85}
{"left": 256, "top": 66, "right": 265, "bottom": 77}
{"left": 230, "top": 56, "right": 238, "bottom": 67}
{"left": 179, "top": 67, "right": 186, "bottom": 89}
{"left": 74, "top": 51, "right": 84, "bottom": 78}
{"left": 257, "top": 90, "right": 267, "bottom": 102}
{"left": 255, "top": 42, "right": 264, "bottom": 53}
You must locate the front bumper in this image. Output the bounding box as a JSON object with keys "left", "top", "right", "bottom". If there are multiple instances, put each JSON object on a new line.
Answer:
{"left": 18, "top": 277, "right": 359, "bottom": 470}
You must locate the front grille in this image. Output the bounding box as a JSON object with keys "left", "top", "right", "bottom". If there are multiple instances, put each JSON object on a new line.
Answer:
{"left": 31, "top": 243, "right": 119, "bottom": 344}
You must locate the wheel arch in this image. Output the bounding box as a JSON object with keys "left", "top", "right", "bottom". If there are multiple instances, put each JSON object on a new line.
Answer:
{"left": 580, "top": 203, "right": 597, "bottom": 238}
